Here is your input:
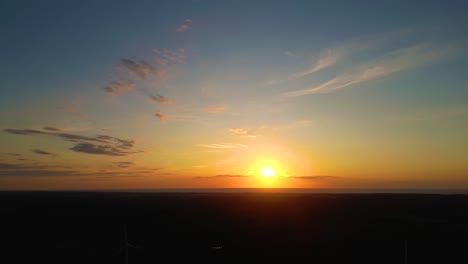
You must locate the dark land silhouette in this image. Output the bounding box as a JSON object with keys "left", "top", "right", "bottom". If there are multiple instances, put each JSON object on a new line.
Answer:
{"left": 2, "top": 191, "right": 468, "bottom": 263}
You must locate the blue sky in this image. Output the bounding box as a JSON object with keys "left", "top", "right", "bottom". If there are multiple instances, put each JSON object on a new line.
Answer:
{"left": 1, "top": 0, "right": 467, "bottom": 189}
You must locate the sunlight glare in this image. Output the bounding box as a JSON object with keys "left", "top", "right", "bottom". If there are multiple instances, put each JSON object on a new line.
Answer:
{"left": 259, "top": 166, "right": 275, "bottom": 177}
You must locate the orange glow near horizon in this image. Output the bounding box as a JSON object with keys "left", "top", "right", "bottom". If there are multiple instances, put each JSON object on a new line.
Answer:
{"left": 249, "top": 159, "right": 287, "bottom": 178}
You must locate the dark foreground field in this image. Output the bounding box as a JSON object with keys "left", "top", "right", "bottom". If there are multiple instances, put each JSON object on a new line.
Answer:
{"left": 1, "top": 192, "right": 468, "bottom": 263}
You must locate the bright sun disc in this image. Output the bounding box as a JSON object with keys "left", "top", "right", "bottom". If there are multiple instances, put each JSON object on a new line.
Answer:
{"left": 259, "top": 166, "right": 275, "bottom": 177}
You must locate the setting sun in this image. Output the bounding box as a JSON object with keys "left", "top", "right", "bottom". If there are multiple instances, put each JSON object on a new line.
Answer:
{"left": 1, "top": 1, "right": 467, "bottom": 192}
{"left": 259, "top": 166, "right": 275, "bottom": 177}
{"left": 2, "top": 2, "right": 468, "bottom": 263}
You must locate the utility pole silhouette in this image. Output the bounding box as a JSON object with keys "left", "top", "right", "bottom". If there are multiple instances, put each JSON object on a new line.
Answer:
{"left": 404, "top": 240, "right": 408, "bottom": 264}
{"left": 119, "top": 225, "right": 138, "bottom": 264}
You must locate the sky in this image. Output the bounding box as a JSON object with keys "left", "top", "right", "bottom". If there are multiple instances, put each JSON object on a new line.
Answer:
{"left": 1, "top": 0, "right": 467, "bottom": 190}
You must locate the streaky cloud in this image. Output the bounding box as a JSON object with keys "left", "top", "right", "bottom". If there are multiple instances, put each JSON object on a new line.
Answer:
{"left": 103, "top": 80, "right": 136, "bottom": 94}
{"left": 0, "top": 170, "right": 80, "bottom": 177}
{"left": 53, "top": 132, "right": 106, "bottom": 143}
{"left": 32, "top": 149, "right": 56, "bottom": 156}
{"left": 0, "top": 163, "right": 49, "bottom": 170}
{"left": 148, "top": 94, "right": 172, "bottom": 104}
{"left": 194, "top": 174, "right": 253, "bottom": 179}
{"left": 176, "top": 24, "right": 191, "bottom": 32}
{"left": 228, "top": 127, "right": 249, "bottom": 134}
{"left": 283, "top": 43, "right": 456, "bottom": 97}
{"left": 3, "top": 129, "right": 45, "bottom": 135}
{"left": 265, "top": 47, "right": 345, "bottom": 87}
{"left": 290, "top": 48, "right": 345, "bottom": 78}
{"left": 70, "top": 143, "right": 135, "bottom": 156}
{"left": 268, "top": 26, "right": 451, "bottom": 88}
{"left": 3, "top": 128, "right": 141, "bottom": 157}
{"left": 202, "top": 106, "right": 225, "bottom": 113}
{"left": 120, "top": 58, "right": 164, "bottom": 80}
{"left": 176, "top": 18, "right": 192, "bottom": 32}
{"left": 4, "top": 153, "right": 21, "bottom": 156}
{"left": 0, "top": 162, "right": 154, "bottom": 177}
{"left": 114, "top": 161, "right": 136, "bottom": 168}
{"left": 285, "top": 51, "right": 300, "bottom": 58}
{"left": 155, "top": 111, "right": 167, "bottom": 121}
{"left": 197, "top": 143, "right": 248, "bottom": 149}
{"left": 289, "top": 176, "right": 340, "bottom": 180}
{"left": 152, "top": 48, "right": 186, "bottom": 65}
{"left": 43, "top": 127, "right": 61, "bottom": 131}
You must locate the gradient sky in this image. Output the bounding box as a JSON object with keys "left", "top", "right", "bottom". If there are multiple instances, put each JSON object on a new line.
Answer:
{"left": 1, "top": 0, "right": 467, "bottom": 190}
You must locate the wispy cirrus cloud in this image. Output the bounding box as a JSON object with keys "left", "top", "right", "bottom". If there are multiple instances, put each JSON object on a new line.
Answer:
{"left": 120, "top": 58, "right": 166, "bottom": 80}
{"left": 148, "top": 94, "right": 172, "bottom": 104}
{"left": 226, "top": 121, "right": 311, "bottom": 138}
{"left": 284, "top": 43, "right": 456, "bottom": 97}
{"left": 197, "top": 143, "right": 248, "bottom": 149}
{"left": 202, "top": 106, "right": 225, "bottom": 113}
{"left": 287, "top": 119, "right": 313, "bottom": 128}
{"left": 103, "top": 80, "right": 136, "bottom": 94}
{"left": 285, "top": 51, "right": 300, "bottom": 58}
{"left": 228, "top": 127, "right": 249, "bottom": 134}
{"left": 176, "top": 18, "right": 192, "bottom": 32}
{"left": 227, "top": 127, "right": 260, "bottom": 138}
{"left": 155, "top": 111, "right": 167, "bottom": 121}
{"left": 103, "top": 48, "right": 185, "bottom": 95}
{"left": 103, "top": 58, "right": 165, "bottom": 94}
{"left": 152, "top": 48, "right": 186, "bottom": 65}
{"left": 102, "top": 48, "right": 185, "bottom": 122}
{"left": 269, "top": 26, "right": 458, "bottom": 94}
{"left": 265, "top": 47, "right": 345, "bottom": 86}
{"left": 297, "top": 27, "right": 417, "bottom": 70}
{"left": 176, "top": 24, "right": 191, "bottom": 32}
{"left": 290, "top": 48, "right": 345, "bottom": 78}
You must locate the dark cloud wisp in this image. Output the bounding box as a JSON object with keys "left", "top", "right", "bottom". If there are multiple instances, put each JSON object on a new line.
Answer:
{"left": 32, "top": 149, "right": 56, "bottom": 156}
{"left": 288, "top": 176, "right": 340, "bottom": 180}
{"left": 103, "top": 80, "right": 136, "bottom": 94}
{"left": 3, "top": 128, "right": 141, "bottom": 157}
{"left": 114, "top": 161, "right": 136, "bottom": 168}
{"left": 148, "top": 94, "right": 172, "bottom": 104}
{"left": 70, "top": 143, "right": 133, "bottom": 156}
{"left": 120, "top": 58, "right": 164, "bottom": 80}
{"left": 0, "top": 162, "right": 153, "bottom": 177}
{"left": 155, "top": 111, "right": 167, "bottom": 121}
{"left": 43, "top": 127, "right": 62, "bottom": 131}
{"left": 194, "top": 174, "right": 254, "bottom": 179}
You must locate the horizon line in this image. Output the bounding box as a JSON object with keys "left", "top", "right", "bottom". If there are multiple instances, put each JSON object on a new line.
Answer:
{"left": 1, "top": 188, "right": 468, "bottom": 195}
